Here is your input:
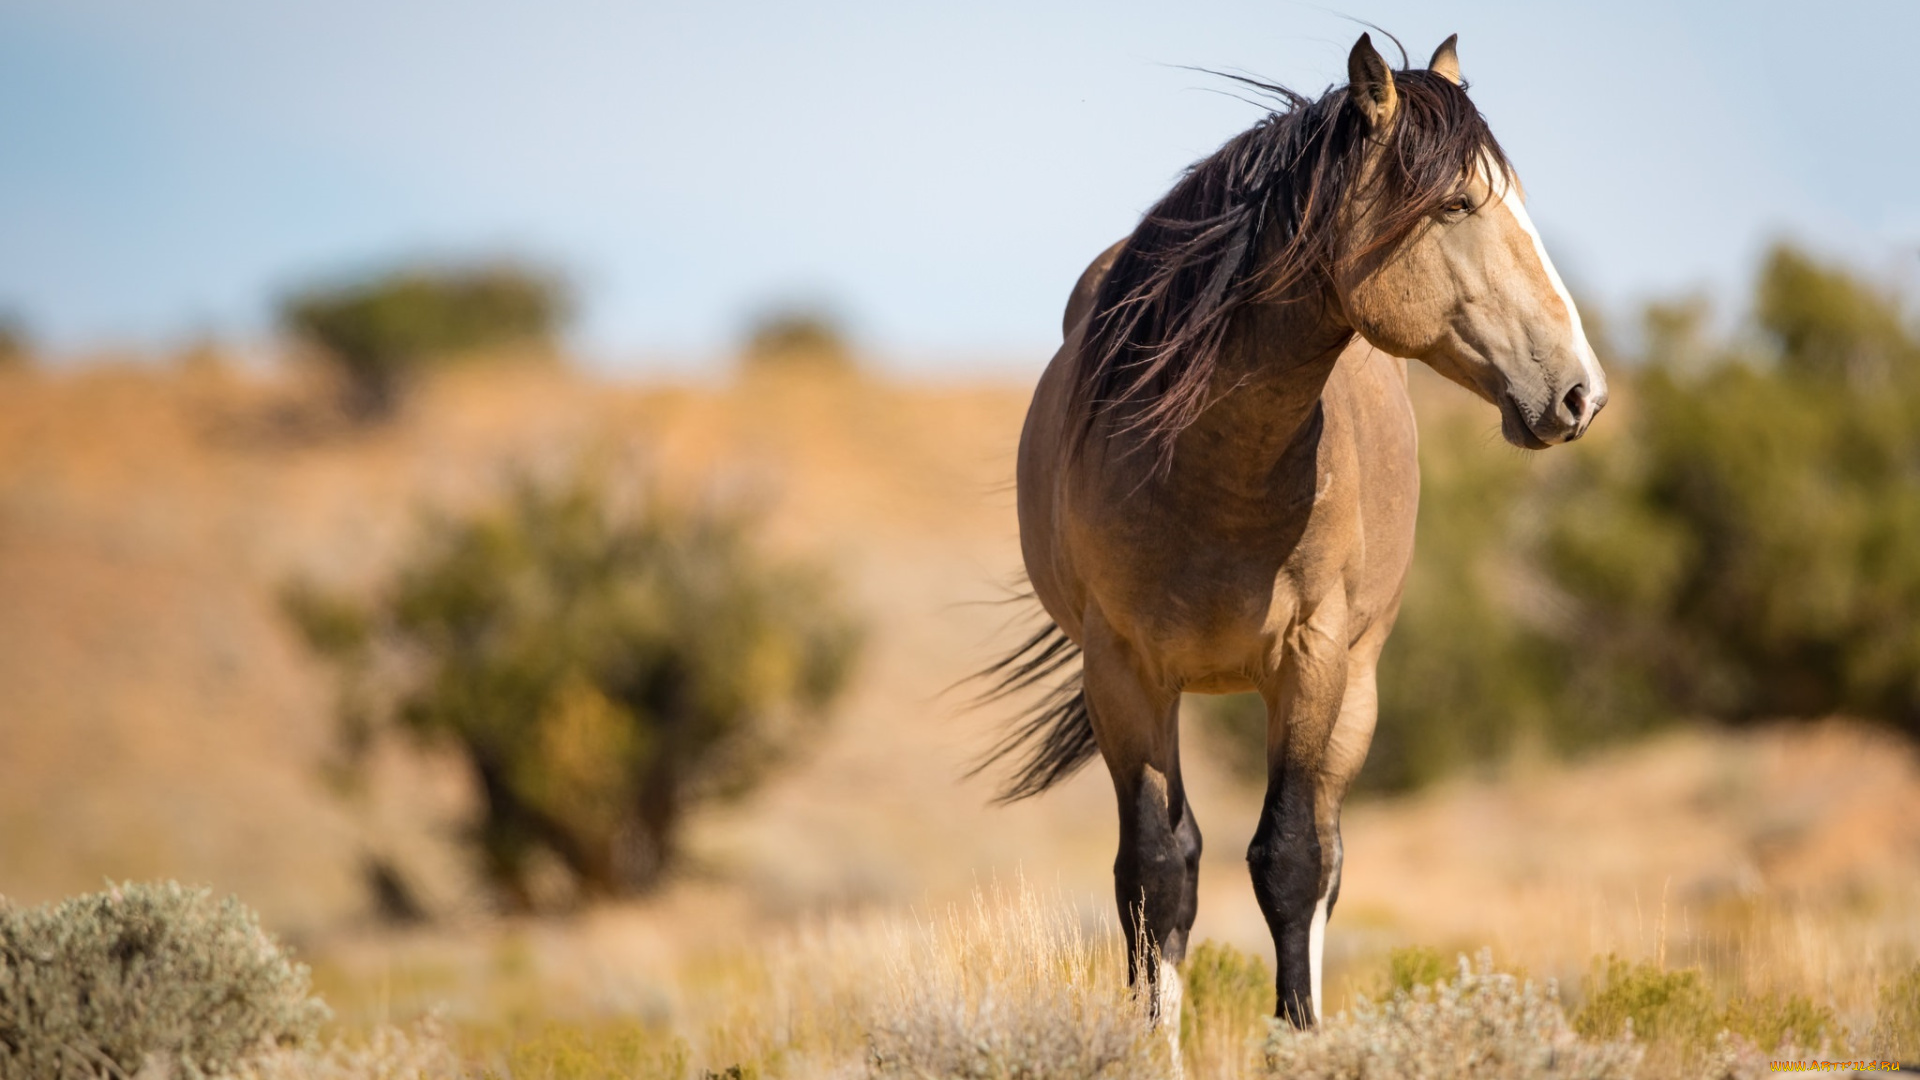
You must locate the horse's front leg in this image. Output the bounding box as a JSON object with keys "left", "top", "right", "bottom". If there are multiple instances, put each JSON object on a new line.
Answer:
{"left": 1080, "top": 609, "right": 1199, "bottom": 1028}
{"left": 1249, "top": 594, "right": 1350, "bottom": 1027}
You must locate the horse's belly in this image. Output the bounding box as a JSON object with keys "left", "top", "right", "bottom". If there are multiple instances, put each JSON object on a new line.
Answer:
{"left": 1184, "top": 671, "right": 1261, "bottom": 695}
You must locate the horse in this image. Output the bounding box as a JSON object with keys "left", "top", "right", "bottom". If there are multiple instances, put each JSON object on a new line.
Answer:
{"left": 977, "top": 33, "right": 1607, "bottom": 1031}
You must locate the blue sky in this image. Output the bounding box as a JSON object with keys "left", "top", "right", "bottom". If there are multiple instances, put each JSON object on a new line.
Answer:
{"left": 1, "top": 0, "right": 1915, "bottom": 369}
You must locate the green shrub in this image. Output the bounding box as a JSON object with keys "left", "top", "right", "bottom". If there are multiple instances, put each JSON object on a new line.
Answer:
{"left": 280, "top": 261, "right": 568, "bottom": 420}
{"left": 1573, "top": 956, "right": 1718, "bottom": 1048}
{"left": 285, "top": 469, "right": 862, "bottom": 908}
{"left": 1717, "top": 989, "right": 1834, "bottom": 1057}
{"left": 1180, "top": 940, "right": 1272, "bottom": 1071}
{"left": 1872, "top": 961, "right": 1920, "bottom": 1062}
{"left": 1339, "top": 946, "right": 1469, "bottom": 1016}
{"left": 1264, "top": 951, "right": 1640, "bottom": 1080}
{"left": 1574, "top": 955, "right": 1833, "bottom": 1064}
{"left": 1537, "top": 250, "right": 1920, "bottom": 736}
{"left": 0, "top": 881, "right": 327, "bottom": 1080}
{"left": 1385, "top": 946, "right": 1450, "bottom": 996}
{"left": 1757, "top": 244, "right": 1913, "bottom": 386}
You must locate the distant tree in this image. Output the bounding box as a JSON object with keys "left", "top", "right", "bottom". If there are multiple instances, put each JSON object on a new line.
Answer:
{"left": 1538, "top": 243, "right": 1920, "bottom": 735}
{"left": 0, "top": 312, "right": 31, "bottom": 369}
{"left": 1756, "top": 244, "right": 1911, "bottom": 385}
{"left": 740, "top": 306, "right": 856, "bottom": 372}
{"left": 283, "top": 470, "right": 861, "bottom": 908}
{"left": 279, "top": 262, "right": 569, "bottom": 421}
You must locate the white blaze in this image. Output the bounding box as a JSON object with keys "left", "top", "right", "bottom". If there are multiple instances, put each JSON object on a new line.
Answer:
{"left": 1487, "top": 157, "right": 1607, "bottom": 400}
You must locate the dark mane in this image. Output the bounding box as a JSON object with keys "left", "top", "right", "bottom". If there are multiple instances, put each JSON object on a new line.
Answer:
{"left": 1069, "top": 68, "right": 1511, "bottom": 465}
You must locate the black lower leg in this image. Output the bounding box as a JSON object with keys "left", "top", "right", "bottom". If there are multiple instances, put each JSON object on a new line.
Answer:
{"left": 1115, "top": 768, "right": 1202, "bottom": 997}
{"left": 1247, "top": 767, "right": 1322, "bottom": 1027}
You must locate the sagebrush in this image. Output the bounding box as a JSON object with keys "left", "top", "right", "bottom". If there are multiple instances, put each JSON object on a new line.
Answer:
{"left": 0, "top": 881, "right": 327, "bottom": 1080}
{"left": 1264, "top": 952, "right": 1641, "bottom": 1080}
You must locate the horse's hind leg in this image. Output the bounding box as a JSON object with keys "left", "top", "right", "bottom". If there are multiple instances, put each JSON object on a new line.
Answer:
{"left": 1079, "top": 611, "right": 1199, "bottom": 1026}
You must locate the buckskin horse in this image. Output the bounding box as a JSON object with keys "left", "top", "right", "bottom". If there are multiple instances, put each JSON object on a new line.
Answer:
{"left": 978, "top": 33, "right": 1606, "bottom": 1031}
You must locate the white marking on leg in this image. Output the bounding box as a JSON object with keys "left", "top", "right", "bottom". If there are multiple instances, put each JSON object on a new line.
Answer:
{"left": 1308, "top": 893, "right": 1329, "bottom": 1020}
{"left": 1158, "top": 957, "right": 1185, "bottom": 1074}
{"left": 1486, "top": 155, "right": 1607, "bottom": 401}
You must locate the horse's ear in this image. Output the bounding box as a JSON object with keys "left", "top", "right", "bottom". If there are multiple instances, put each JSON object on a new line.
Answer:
{"left": 1347, "top": 32, "right": 1398, "bottom": 130}
{"left": 1429, "top": 34, "right": 1461, "bottom": 85}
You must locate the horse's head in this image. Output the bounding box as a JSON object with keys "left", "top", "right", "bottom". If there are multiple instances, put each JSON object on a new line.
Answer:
{"left": 1332, "top": 34, "right": 1606, "bottom": 448}
{"left": 1070, "top": 35, "right": 1606, "bottom": 461}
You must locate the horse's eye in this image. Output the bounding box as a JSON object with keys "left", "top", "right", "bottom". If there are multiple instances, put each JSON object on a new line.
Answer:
{"left": 1442, "top": 194, "right": 1475, "bottom": 217}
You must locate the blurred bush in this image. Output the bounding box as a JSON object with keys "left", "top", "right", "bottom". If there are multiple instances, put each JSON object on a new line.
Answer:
{"left": 1575, "top": 955, "right": 1833, "bottom": 1063}
{"left": 740, "top": 306, "right": 857, "bottom": 372}
{"left": 1200, "top": 242, "right": 1920, "bottom": 792}
{"left": 1179, "top": 940, "right": 1271, "bottom": 1078}
{"left": 279, "top": 261, "right": 569, "bottom": 420}
{"left": 1540, "top": 246, "right": 1920, "bottom": 733}
{"left": 0, "top": 312, "right": 30, "bottom": 369}
{"left": 0, "top": 881, "right": 326, "bottom": 1080}
{"left": 284, "top": 469, "right": 861, "bottom": 909}
{"left": 1874, "top": 961, "right": 1920, "bottom": 1062}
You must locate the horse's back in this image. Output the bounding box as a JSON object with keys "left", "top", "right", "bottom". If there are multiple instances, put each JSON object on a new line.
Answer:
{"left": 1014, "top": 238, "right": 1136, "bottom": 640}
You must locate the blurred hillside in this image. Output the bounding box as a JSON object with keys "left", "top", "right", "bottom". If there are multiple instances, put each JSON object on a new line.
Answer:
{"left": 0, "top": 346, "right": 1915, "bottom": 975}
{"left": 0, "top": 359, "right": 1106, "bottom": 933}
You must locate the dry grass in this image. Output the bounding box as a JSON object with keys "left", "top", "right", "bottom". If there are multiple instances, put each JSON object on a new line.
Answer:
{"left": 266, "top": 881, "right": 1159, "bottom": 1080}
{"left": 283, "top": 892, "right": 1920, "bottom": 1080}
{"left": 543, "top": 880, "right": 1159, "bottom": 1080}
{"left": 233, "top": 1020, "right": 466, "bottom": 1080}
{"left": 860, "top": 887, "right": 1159, "bottom": 1080}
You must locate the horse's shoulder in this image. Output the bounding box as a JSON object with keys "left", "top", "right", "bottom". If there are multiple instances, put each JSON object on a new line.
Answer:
{"left": 1326, "top": 341, "right": 1416, "bottom": 445}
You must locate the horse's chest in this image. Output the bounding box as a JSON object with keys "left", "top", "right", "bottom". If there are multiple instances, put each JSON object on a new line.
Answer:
{"left": 1080, "top": 473, "right": 1354, "bottom": 661}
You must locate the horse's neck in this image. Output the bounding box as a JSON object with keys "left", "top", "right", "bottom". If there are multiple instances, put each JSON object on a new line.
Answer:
{"left": 1161, "top": 298, "right": 1354, "bottom": 491}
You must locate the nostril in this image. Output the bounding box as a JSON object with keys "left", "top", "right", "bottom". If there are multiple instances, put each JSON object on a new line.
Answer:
{"left": 1561, "top": 383, "right": 1588, "bottom": 423}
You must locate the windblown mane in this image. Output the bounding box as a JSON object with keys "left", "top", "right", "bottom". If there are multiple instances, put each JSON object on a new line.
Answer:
{"left": 1070, "top": 68, "right": 1511, "bottom": 465}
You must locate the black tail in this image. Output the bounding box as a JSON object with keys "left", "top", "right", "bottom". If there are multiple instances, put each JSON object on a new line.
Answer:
{"left": 966, "top": 619, "right": 1099, "bottom": 802}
